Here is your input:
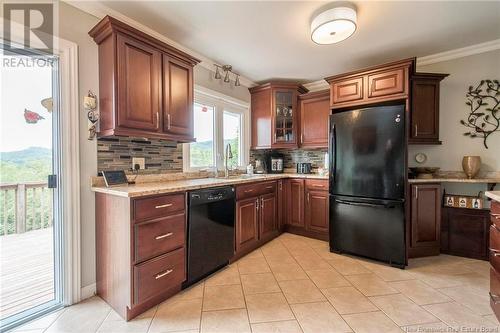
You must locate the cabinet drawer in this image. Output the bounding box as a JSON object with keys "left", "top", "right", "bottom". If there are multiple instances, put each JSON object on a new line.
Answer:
{"left": 491, "top": 225, "right": 500, "bottom": 271}
{"left": 135, "top": 213, "right": 185, "bottom": 263}
{"left": 236, "top": 181, "right": 276, "bottom": 200}
{"left": 368, "top": 68, "right": 405, "bottom": 98}
{"left": 134, "top": 194, "right": 185, "bottom": 221}
{"left": 331, "top": 77, "right": 364, "bottom": 104}
{"left": 491, "top": 267, "right": 500, "bottom": 318}
{"left": 305, "top": 179, "right": 328, "bottom": 191}
{"left": 134, "top": 247, "right": 185, "bottom": 304}
{"left": 492, "top": 202, "right": 500, "bottom": 229}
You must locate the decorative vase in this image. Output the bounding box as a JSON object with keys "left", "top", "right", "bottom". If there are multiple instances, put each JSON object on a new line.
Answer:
{"left": 462, "top": 156, "right": 481, "bottom": 179}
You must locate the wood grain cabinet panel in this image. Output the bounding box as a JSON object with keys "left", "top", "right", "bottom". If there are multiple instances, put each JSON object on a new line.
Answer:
{"left": 305, "top": 189, "right": 329, "bottom": 233}
{"left": 331, "top": 77, "right": 364, "bottom": 104}
{"left": 163, "top": 56, "right": 194, "bottom": 140}
{"left": 367, "top": 68, "right": 405, "bottom": 98}
{"left": 117, "top": 33, "right": 161, "bottom": 132}
{"left": 299, "top": 90, "right": 330, "bottom": 148}
{"left": 260, "top": 193, "right": 278, "bottom": 241}
{"left": 286, "top": 179, "right": 305, "bottom": 227}
{"left": 236, "top": 197, "right": 259, "bottom": 253}
{"left": 409, "top": 184, "right": 441, "bottom": 258}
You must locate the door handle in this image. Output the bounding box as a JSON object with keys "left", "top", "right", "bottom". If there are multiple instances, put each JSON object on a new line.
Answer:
{"left": 261, "top": 197, "right": 264, "bottom": 209}
{"left": 156, "top": 112, "right": 159, "bottom": 129}
{"left": 334, "top": 199, "right": 395, "bottom": 209}
{"left": 155, "top": 269, "right": 173, "bottom": 280}
{"left": 167, "top": 114, "right": 172, "bottom": 130}
{"left": 414, "top": 124, "right": 418, "bottom": 137}
{"left": 155, "top": 232, "right": 173, "bottom": 240}
{"left": 492, "top": 213, "right": 500, "bottom": 219}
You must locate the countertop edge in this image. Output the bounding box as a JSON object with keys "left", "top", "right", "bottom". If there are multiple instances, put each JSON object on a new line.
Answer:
{"left": 408, "top": 178, "right": 500, "bottom": 184}
{"left": 486, "top": 191, "right": 500, "bottom": 202}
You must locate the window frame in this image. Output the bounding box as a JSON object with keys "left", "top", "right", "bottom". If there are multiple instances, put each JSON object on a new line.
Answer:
{"left": 183, "top": 85, "right": 250, "bottom": 172}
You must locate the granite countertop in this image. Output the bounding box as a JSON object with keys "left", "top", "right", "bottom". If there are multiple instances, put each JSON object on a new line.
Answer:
{"left": 408, "top": 177, "right": 500, "bottom": 184}
{"left": 91, "top": 173, "right": 328, "bottom": 198}
{"left": 486, "top": 191, "right": 500, "bottom": 202}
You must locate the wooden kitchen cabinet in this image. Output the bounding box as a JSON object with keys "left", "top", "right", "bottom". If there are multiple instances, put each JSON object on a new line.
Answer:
{"left": 89, "top": 16, "right": 199, "bottom": 142}
{"left": 305, "top": 180, "right": 329, "bottom": 234}
{"left": 409, "top": 184, "right": 441, "bottom": 258}
{"left": 409, "top": 73, "right": 448, "bottom": 144}
{"left": 235, "top": 181, "right": 279, "bottom": 257}
{"left": 286, "top": 179, "right": 305, "bottom": 227}
{"left": 490, "top": 200, "right": 500, "bottom": 320}
{"left": 299, "top": 90, "right": 330, "bottom": 148}
{"left": 249, "top": 82, "right": 308, "bottom": 149}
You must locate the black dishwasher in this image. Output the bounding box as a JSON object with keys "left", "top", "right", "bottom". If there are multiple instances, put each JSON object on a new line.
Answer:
{"left": 184, "top": 186, "right": 235, "bottom": 287}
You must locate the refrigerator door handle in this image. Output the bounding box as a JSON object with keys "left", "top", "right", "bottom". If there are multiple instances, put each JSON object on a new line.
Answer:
{"left": 329, "top": 121, "right": 336, "bottom": 184}
{"left": 334, "top": 198, "right": 397, "bottom": 209}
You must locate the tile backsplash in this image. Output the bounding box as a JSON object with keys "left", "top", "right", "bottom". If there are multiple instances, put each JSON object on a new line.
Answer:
{"left": 97, "top": 137, "right": 183, "bottom": 174}
{"left": 250, "top": 148, "right": 328, "bottom": 171}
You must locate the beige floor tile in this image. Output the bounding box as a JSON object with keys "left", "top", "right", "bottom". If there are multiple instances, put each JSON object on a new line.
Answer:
{"left": 305, "top": 269, "right": 351, "bottom": 289}
{"left": 245, "top": 249, "right": 265, "bottom": 259}
{"left": 205, "top": 266, "right": 240, "bottom": 286}
{"left": 200, "top": 309, "right": 251, "bottom": 333}
{"left": 463, "top": 261, "right": 490, "bottom": 278}
{"left": 97, "top": 307, "right": 156, "bottom": 333}
{"left": 369, "top": 294, "right": 439, "bottom": 326}
{"left": 237, "top": 257, "right": 271, "bottom": 275}
{"left": 313, "top": 247, "right": 346, "bottom": 261}
{"left": 342, "top": 311, "right": 403, "bottom": 333}
{"left": 321, "top": 287, "right": 378, "bottom": 315}
{"left": 451, "top": 273, "right": 490, "bottom": 292}
{"left": 345, "top": 274, "right": 398, "bottom": 296}
{"left": 251, "top": 320, "right": 303, "bottom": 333}
{"left": 279, "top": 279, "right": 326, "bottom": 304}
{"left": 148, "top": 298, "right": 201, "bottom": 333}
{"left": 423, "top": 302, "right": 498, "bottom": 330}
{"left": 173, "top": 281, "right": 205, "bottom": 300}
{"left": 203, "top": 284, "right": 245, "bottom": 311}
{"left": 12, "top": 330, "right": 45, "bottom": 333}
{"left": 326, "top": 258, "right": 371, "bottom": 275}
{"left": 359, "top": 261, "right": 416, "bottom": 282}
{"left": 484, "top": 314, "right": 500, "bottom": 325}
{"left": 410, "top": 263, "right": 474, "bottom": 275}
{"left": 389, "top": 280, "right": 451, "bottom": 305}
{"left": 439, "top": 285, "right": 492, "bottom": 315}
{"left": 270, "top": 262, "right": 309, "bottom": 281}
{"left": 294, "top": 255, "right": 332, "bottom": 270}
{"left": 245, "top": 292, "right": 295, "bottom": 323}
{"left": 408, "top": 271, "right": 466, "bottom": 289}
{"left": 401, "top": 321, "right": 451, "bottom": 333}
{"left": 265, "top": 253, "right": 298, "bottom": 266}
{"left": 45, "top": 297, "right": 111, "bottom": 333}
{"left": 240, "top": 272, "right": 280, "bottom": 295}
{"left": 14, "top": 309, "right": 65, "bottom": 331}
{"left": 291, "top": 302, "right": 351, "bottom": 333}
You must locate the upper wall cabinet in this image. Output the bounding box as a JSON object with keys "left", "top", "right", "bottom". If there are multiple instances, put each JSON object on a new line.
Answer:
{"left": 249, "top": 82, "right": 308, "bottom": 149}
{"left": 325, "top": 58, "right": 448, "bottom": 145}
{"left": 299, "top": 90, "right": 330, "bottom": 148}
{"left": 89, "top": 16, "right": 200, "bottom": 142}
{"left": 410, "top": 73, "right": 448, "bottom": 145}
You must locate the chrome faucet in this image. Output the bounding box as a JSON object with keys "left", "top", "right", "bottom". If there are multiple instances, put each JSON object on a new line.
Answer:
{"left": 225, "top": 143, "right": 233, "bottom": 178}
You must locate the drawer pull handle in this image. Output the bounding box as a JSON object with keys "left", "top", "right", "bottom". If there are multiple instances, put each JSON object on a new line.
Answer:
{"left": 313, "top": 184, "right": 325, "bottom": 188}
{"left": 490, "top": 248, "right": 500, "bottom": 257}
{"left": 490, "top": 292, "right": 500, "bottom": 304}
{"left": 265, "top": 186, "right": 274, "bottom": 189}
{"left": 155, "top": 269, "right": 173, "bottom": 280}
{"left": 155, "top": 232, "right": 173, "bottom": 240}
{"left": 155, "top": 203, "right": 173, "bottom": 209}
{"left": 244, "top": 189, "right": 254, "bottom": 193}
{"left": 493, "top": 213, "right": 500, "bottom": 219}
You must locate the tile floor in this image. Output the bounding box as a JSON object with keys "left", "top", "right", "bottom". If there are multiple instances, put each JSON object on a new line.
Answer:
{"left": 13, "top": 233, "right": 499, "bottom": 333}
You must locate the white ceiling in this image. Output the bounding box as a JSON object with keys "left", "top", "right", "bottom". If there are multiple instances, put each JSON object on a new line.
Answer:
{"left": 95, "top": 1, "right": 500, "bottom": 84}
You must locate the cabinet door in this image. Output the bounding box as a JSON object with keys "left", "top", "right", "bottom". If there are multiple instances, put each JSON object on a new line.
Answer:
{"left": 117, "top": 34, "right": 161, "bottom": 131}
{"left": 163, "top": 55, "right": 193, "bottom": 139}
{"left": 410, "top": 78, "right": 440, "bottom": 143}
{"left": 410, "top": 184, "right": 441, "bottom": 254}
{"left": 272, "top": 89, "right": 298, "bottom": 147}
{"left": 236, "top": 197, "right": 259, "bottom": 253}
{"left": 367, "top": 68, "right": 405, "bottom": 98}
{"left": 300, "top": 92, "right": 330, "bottom": 148}
{"left": 286, "top": 179, "right": 304, "bottom": 227}
{"left": 277, "top": 180, "right": 284, "bottom": 231}
{"left": 330, "top": 77, "right": 364, "bottom": 105}
{"left": 305, "top": 190, "right": 329, "bottom": 233}
{"left": 251, "top": 89, "right": 272, "bottom": 149}
{"left": 260, "top": 193, "right": 277, "bottom": 240}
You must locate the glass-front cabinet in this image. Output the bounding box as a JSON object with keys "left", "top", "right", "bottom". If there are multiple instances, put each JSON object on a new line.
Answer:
{"left": 249, "top": 82, "right": 307, "bottom": 149}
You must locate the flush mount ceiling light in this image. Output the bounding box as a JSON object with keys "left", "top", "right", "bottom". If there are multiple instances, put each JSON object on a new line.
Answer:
{"left": 311, "top": 6, "right": 357, "bottom": 45}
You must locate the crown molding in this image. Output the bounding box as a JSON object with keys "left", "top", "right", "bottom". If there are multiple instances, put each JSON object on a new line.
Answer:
{"left": 64, "top": 1, "right": 256, "bottom": 87}
{"left": 302, "top": 79, "right": 329, "bottom": 92}
{"left": 416, "top": 39, "right": 500, "bottom": 67}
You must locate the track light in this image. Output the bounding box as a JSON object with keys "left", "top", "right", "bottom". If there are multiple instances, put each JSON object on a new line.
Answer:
{"left": 213, "top": 64, "right": 241, "bottom": 87}
{"left": 235, "top": 75, "right": 241, "bottom": 87}
{"left": 214, "top": 66, "right": 221, "bottom": 79}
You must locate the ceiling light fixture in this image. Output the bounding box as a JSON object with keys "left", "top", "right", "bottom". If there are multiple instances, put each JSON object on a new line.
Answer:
{"left": 311, "top": 6, "right": 357, "bottom": 45}
{"left": 214, "top": 64, "right": 241, "bottom": 86}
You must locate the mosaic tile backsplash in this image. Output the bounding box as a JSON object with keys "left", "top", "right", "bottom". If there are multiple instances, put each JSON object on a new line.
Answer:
{"left": 97, "top": 137, "right": 183, "bottom": 174}
{"left": 250, "top": 148, "right": 328, "bottom": 171}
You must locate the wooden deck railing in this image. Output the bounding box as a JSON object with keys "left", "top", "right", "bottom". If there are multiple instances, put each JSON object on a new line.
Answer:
{"left": 0, "top": 182, "right": 52, "bottom": 236}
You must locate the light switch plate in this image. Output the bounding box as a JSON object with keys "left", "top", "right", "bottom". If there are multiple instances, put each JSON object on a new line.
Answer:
{"left": 132, "top": 157, "right": 145, "bottom": 170}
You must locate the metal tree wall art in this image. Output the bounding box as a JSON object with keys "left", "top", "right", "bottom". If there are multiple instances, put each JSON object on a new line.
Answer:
{"left": 460, "top": 79, "right": 499, "bottom": 149}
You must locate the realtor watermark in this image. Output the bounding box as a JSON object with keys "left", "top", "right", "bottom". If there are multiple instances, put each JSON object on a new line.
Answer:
{"left": 403, "top": 326, "right": 499, "bottom": 332}
{"left": 2, "top": 1, "right": 57, "bottom": 54}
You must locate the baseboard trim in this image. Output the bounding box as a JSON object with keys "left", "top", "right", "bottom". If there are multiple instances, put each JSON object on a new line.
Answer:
{"left": 80, "top": 283, "right": 97, "bottom": 301}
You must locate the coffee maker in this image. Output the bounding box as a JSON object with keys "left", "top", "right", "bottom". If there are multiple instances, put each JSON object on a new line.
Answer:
{"left": 267, "top": 153, "right": 284, "bottom": 174}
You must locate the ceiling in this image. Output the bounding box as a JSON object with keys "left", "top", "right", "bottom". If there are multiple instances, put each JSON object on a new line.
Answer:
{"left": 95, "top": 1, "right": 500, "bottom": 84}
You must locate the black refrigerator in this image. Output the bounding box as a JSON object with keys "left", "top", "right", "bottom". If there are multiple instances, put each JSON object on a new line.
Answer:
{"left": 329, "top": 104, "right": 406, "bottom": 268}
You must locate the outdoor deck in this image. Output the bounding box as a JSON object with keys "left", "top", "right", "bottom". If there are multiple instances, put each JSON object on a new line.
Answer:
{"left": 0, "top": 228, "right": 54, "bottom": 320}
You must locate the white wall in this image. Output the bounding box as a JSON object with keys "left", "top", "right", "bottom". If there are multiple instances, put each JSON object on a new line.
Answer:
{"left": 57, "top": 3, "right": 250, "bottom": 291}
{"left": 409, "top": 50, "right": 500, "bottom": 173}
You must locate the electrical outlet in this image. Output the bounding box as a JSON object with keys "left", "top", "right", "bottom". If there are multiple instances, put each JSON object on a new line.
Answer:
{"left": 132, "top": 157, "right": 145, "bottom": 170}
